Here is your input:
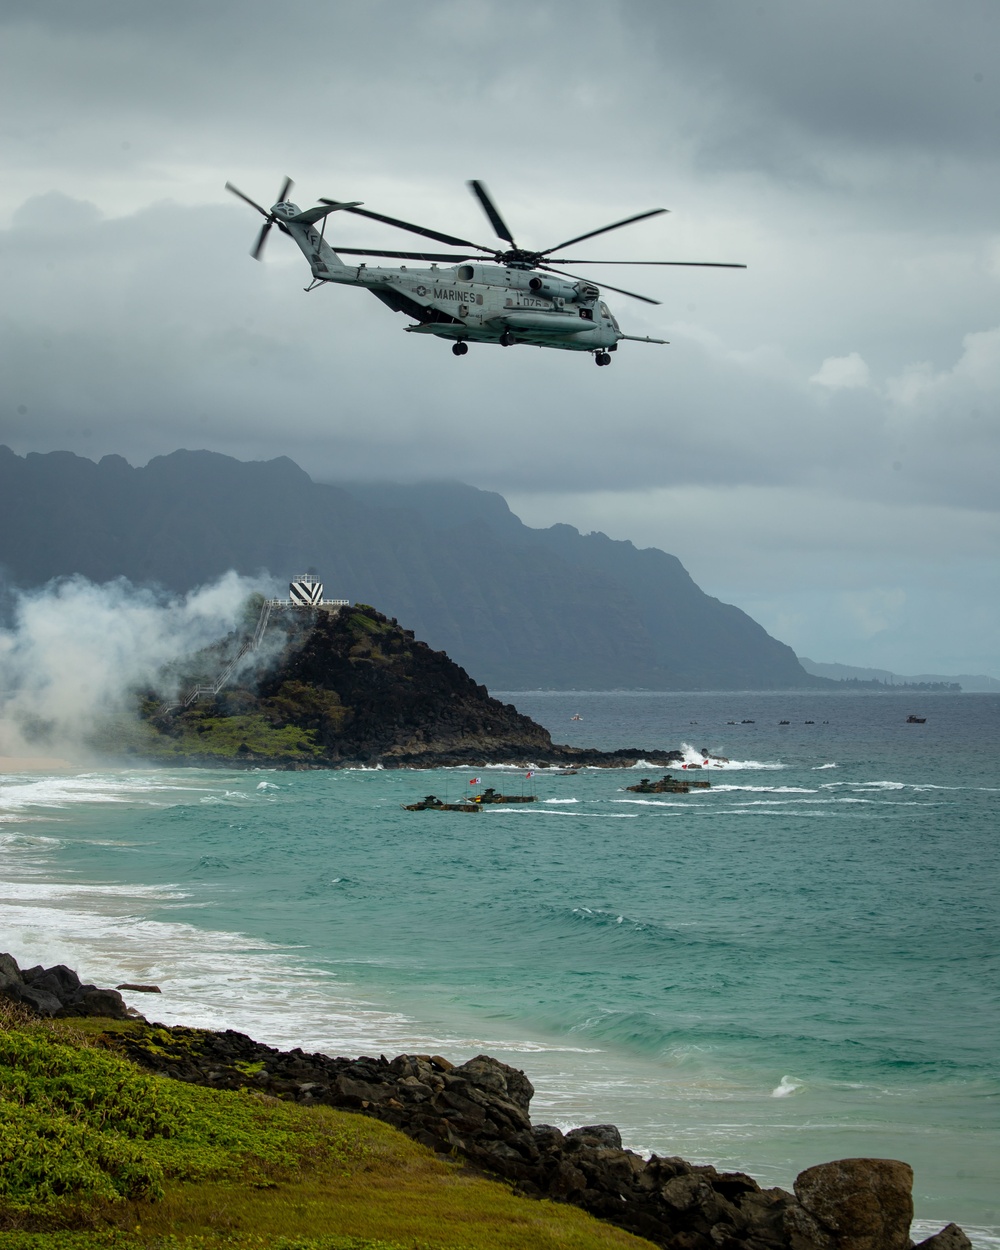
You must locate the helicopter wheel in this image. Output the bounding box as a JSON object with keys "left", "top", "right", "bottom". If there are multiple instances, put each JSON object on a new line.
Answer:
{"left": 595, "top": 351, "right": 611, "bottom": 366}
{"left": 499, "top": 331, "right": 515, "bottom": 347}
{"left": 452, "top": 341, "right": 469, "bottom": 356}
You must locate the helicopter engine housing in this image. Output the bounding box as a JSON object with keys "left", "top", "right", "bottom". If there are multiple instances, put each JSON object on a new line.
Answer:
{"left": 528, "top": 275, "right": 598, "bottom": 303}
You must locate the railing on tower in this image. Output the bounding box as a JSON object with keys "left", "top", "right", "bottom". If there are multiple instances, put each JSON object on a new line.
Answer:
{"left": 158, "top": 580, "right": 348, "bottom": 715}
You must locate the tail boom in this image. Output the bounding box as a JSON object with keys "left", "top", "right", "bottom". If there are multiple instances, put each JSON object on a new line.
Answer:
{"left": 272, "top": 200, "right": 359, "bottom": 282}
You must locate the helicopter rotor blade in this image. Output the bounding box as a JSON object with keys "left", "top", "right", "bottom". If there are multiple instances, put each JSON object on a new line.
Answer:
{"left": 225, "top": 182, "right": 270, "bottom": 219}
{"left": 545, "top": 258, "right": 747, "bottom": 268}
{"left": 250, "top": 220, "right": 273, "bottom": 261}
{"left": 467, "top": 180, "right": 516, "bottom": 246}
{"left": 319, "top": 200, "right": 490, "bottom": 251}
{"left": 276, "top": 176, "right": 294, "bottom": 204}
{"left": 543, "top": 208, "right": 668, "bottom": 255}
{"left": 333, "top": 247, "right": 487, "bottom": 262}
{"left": 540, "top": 264, "right": 661, "bottom": 306}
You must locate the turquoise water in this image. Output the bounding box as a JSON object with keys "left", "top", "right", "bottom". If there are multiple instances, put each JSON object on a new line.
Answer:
{"left": 1, "top": 691, "right": 997, "bottom": 1244}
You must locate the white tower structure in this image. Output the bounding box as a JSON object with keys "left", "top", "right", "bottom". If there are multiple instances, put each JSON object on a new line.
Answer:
{"left": 289, "top": 574, "right": 324, "bottom": 606}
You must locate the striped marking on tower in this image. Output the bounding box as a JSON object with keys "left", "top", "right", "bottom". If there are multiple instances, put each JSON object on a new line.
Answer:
{"left": 289, "top": 575, "right": 323, "bottom": 606}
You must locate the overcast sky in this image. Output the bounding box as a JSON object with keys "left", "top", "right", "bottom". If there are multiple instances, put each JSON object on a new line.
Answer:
{"left": 2, "top": 0, "right": 998, "bottom": 676}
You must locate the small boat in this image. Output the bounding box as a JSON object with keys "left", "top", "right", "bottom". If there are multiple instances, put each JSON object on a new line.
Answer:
{"left": 553, "top": 769, "right": 579, "bottom": 776}
{"left": 779, "top": 720, "right": 790, "bottom": 725}
{"left": 906, "top": 715, "right": 927, "bottom": 724}
{"left": 472, "top": 787, "right": 537, "bottom": 804}
{"left": 570, "top": 714, "right": 583, "bottom": 721}
{"left": 403, "top": 795, "right": 481, "bottom": 812}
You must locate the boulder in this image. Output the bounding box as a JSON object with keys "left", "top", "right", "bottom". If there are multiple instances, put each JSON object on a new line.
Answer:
{"left": 26, "top": 967, "right": 80, "bottom": 1000}
{"left": 54, "top": 988, "right": 129, "bottom": 1019}
{"left": 791, "top": 1158, "right": 913, "bottom": 1250}
{"left": 567, "top": 1123, "right": 623, "bottom": 1149}
{"left": 0, "top": 952, "right": 22, "bottom": 986}
{"left": 3, "top": 981, "right": 64, "bottom": 1016}
{"left": 913, "top": 1225, "right": 973, "bottom": 1250}
{"left": 452, "top": 1054, "right": 534, "bottom": 1115}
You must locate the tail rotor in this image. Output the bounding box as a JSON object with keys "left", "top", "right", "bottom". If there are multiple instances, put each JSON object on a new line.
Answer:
{"left": 224, "top": 176, "right": 294, "bottom": 260}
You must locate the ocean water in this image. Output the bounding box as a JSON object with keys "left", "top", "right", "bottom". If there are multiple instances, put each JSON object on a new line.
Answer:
{"left": 1, "top": 690, "right": 997, "bottom": 1246}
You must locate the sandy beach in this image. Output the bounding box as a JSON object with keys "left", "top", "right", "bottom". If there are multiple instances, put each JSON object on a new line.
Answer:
{"left": 0, "top": 756, "right": 77, "bottom": 773}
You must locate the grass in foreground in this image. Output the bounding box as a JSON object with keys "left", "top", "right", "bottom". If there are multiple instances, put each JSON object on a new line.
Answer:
{"left": 0, "top": 1011, "right": 656, "bottom": 1250}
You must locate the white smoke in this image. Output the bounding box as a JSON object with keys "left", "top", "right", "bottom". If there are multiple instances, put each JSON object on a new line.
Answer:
{"left": 0, "top": 571, "right": 275, "bottom": 761}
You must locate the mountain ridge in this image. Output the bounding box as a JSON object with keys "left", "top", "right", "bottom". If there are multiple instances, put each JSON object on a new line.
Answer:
{"left": 0, "top": 445, "right": 823, "bottom": 691}
{"left": 798, "top": 656, "right": 999, "bottom": 692}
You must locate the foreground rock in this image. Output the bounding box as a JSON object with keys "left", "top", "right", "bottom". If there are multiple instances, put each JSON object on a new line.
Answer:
{"left": 0, "top": 952, "right": 136, "bottom": 1020}
{"left": 105, "top": 1020, "right": 966, "bottom": 1250}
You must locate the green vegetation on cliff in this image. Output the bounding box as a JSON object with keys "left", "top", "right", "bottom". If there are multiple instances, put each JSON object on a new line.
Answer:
{"left": 0, "top": 1008, "right": 655, "bottom": 1250}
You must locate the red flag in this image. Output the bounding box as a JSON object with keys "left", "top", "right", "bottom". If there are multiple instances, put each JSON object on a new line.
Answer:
{"left": 469, "top": 777, "right": 480, "bottom": 785}
{"left": 525, "top": 770, "right": 535, "bottom": 778}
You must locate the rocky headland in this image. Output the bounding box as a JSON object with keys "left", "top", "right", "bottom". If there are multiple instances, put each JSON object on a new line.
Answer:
{"left": 133, "top": 603, "right": 687, "bottom": 770}
{"left": 0, "top": 953, "right": 970, "bottom": 1250}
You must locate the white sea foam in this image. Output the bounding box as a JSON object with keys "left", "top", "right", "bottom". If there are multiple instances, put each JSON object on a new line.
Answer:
{"left": 710, "top": 785, "right": 817, "bottom": 794}
{"left": 544, "top": 798, "right": 579, "bottom": 804}
{"left": 911, "top": 1223, "right": 1000, "bottom": 1250}
{"left": 612, "top": 798, "right": 692, "bottom": 807}
{"left": 812, "top": 763, "right": 838, "bottom": 769}
{"left": 0, "top": 770, "right": 218, "bottom": 820}
{"left": 677, "top": 743, "right": 786, "bottom": 771}
{"left": 771, "top": 1075, "right": 804, "bottom": 1097}
{"left": 1, "top": 879, "right": 189, "bottom": 903}
{"left": 488, "top": 807, "right": 638, "bottom": 818}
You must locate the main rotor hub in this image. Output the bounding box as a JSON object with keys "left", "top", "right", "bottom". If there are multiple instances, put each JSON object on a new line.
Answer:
{"left": 497, "top": 250, "right": 543, "bottom": 270}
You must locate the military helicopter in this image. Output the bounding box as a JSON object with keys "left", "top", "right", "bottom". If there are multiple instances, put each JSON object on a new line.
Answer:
{"left": 224, "top": 177, "right": 745, "bottom": 366}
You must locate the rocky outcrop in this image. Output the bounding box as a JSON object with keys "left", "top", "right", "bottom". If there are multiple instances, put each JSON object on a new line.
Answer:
{"left": 0, "top": 952, "right": 135, "bottom": 1020}
{"left": 104, "top": 1020, "right": 967, "bottom": 1250}
{"left": 788, "top": 1159, "right": 913, "bottom": 1250}
{"left": 912, "top": 1227, "right": 973, "bottom": 1250}
{"left": 144, "top": 603, "right": 689, "bottom": 769}
{"left": 3, "top": 955, "right": 966, "bottom": 1249}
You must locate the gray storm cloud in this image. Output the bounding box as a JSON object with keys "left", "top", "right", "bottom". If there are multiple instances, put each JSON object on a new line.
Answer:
{"left": 1, "top": 0, "right": 997, "bottom": 674}
{"left": 0, "top": 573, "right": 274, "bottom": 761}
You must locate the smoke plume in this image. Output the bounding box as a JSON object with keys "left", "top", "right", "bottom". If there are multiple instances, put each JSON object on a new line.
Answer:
{"left": 0, "top": 571, "right": 274, "bottom": 761}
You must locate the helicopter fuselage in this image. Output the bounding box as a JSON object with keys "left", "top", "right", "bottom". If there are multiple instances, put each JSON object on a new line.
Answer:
{"left": 277, "top": 202, "right": 624, "bottom": 353}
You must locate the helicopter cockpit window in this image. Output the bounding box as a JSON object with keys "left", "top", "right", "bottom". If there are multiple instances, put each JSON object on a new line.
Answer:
{"left": 457, "top": 265, "right": 475, "bottom": 282}
{"left": 599, "top": 302, "right": 611, "bottom": 319}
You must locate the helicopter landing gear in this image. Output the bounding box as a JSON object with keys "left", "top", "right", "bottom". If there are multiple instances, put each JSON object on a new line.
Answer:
{"left": 452, "top": 341, "right": 469, "bottom": 356}
{"left": 499, "top": 331, "right": 516, "bottom": 347}
{"left": 595, "top": 351, "right": 612, "bottom": 366}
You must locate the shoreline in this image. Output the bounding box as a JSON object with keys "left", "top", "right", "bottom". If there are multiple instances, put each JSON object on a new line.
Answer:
{"left": 108, "top": 747, "right": 691, "bottom": 770}
{"left": 1, "top": 723, "right": 995, "bottom": 1246}
{"left": 0, "top": 951, "right": 971, "bottom": 1250}
{"left": 0, "top": 754, "right": 77, "bottom": 773}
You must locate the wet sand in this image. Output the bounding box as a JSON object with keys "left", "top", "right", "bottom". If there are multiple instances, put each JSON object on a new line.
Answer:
{"left": 0, "top": 756, "right": 77, "bottom": 773}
